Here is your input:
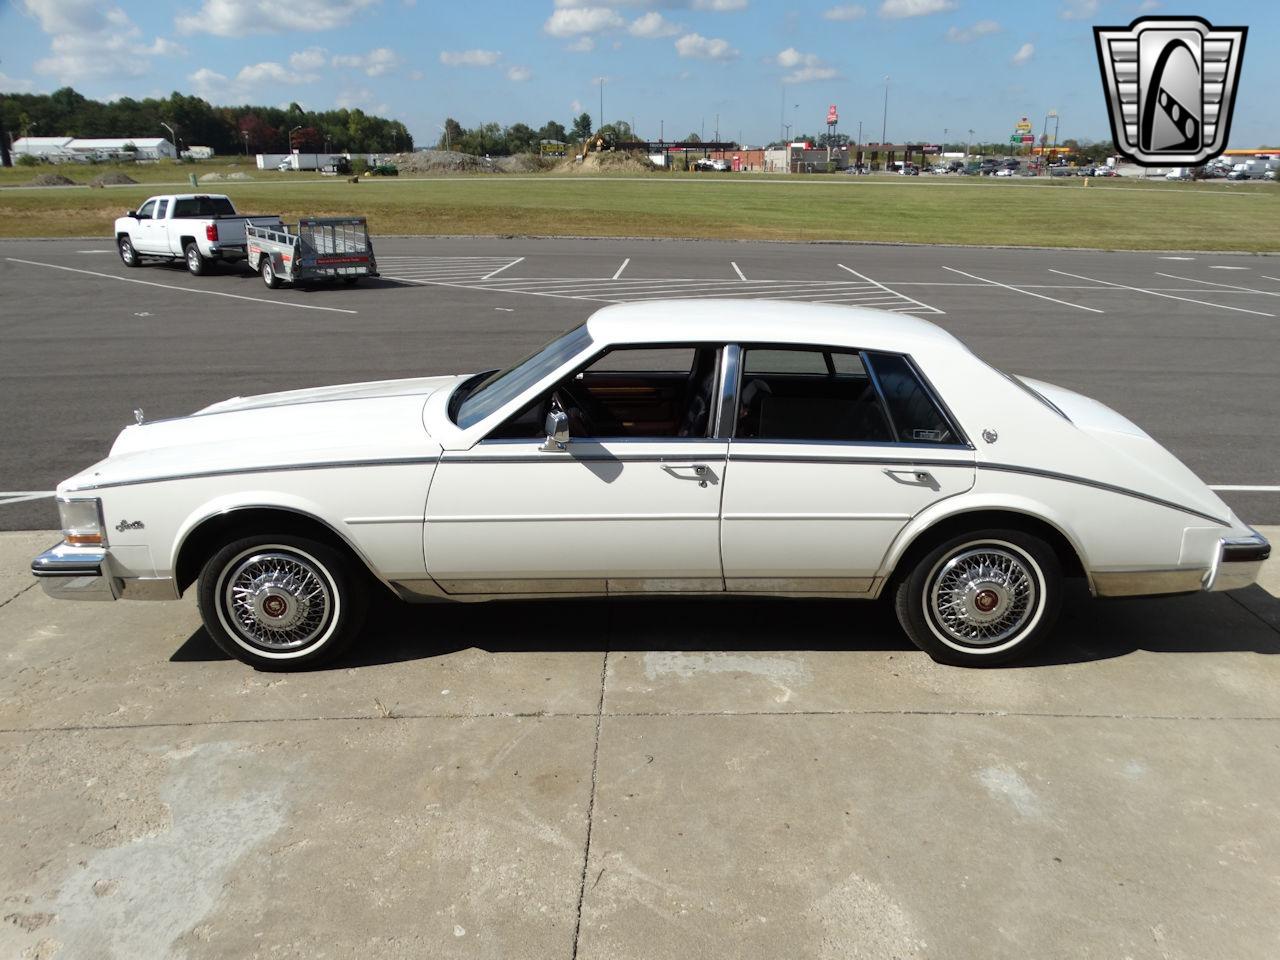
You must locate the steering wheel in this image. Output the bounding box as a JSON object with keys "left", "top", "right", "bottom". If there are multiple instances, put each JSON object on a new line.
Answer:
{"left": 552, "top": 382, "right": 623, "bottom": 437}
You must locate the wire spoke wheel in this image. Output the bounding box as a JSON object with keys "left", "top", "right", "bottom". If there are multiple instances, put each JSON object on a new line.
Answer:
{"left": 926, "top": 543, "right": 1039, "bottom": 648}
{"left": 219, "top": 549, "right": 334, "bottom": 651}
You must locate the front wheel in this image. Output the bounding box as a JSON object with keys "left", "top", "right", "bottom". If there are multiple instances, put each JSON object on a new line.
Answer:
{"left": 118, "top": 235, "right": 140, "bottom": 267}
{"left": 197, "top": 535, "right": 368, "bottom": 670}
{"left": 185, "top": 242, "right": 209, "bottom": 276}
{"left": 894, "top": 529, "right": 1062, "bottom": 667}
{"left": 261, "top": 254, "right": 280, "bottom": 288}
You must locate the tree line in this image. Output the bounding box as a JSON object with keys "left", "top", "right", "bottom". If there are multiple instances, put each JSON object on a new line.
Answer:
{"left": 0, "top": 87, "right": 413, "bottom": 161}
{"left": 437, "top": 114, "right": 713, "bottom": 155}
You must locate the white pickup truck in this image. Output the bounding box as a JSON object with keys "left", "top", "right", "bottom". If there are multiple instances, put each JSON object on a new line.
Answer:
{"left": 114, "top": 194, "right": 284, "bottom": 275}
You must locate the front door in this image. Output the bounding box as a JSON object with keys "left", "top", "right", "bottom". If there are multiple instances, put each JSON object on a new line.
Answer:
{"left": 425, "top": 344, "right": 728, "bottom": 594}
{"left": 719, "top": 346, "right": 976, "bottom": 592}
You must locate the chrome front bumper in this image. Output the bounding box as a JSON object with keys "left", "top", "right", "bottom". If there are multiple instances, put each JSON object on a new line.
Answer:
{"left": 1092, "top": 529, "right": 1271, "bottom": 597}
{"left": 31, "top": 542, "right": 177, "bottom": 602}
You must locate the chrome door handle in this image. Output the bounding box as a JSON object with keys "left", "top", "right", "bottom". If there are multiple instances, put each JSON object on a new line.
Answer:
{"left": 663, "top": 463, "right": 716, "bottom": 487}
{"left": 883, "top": 468, "right": 938, "bottom": 487}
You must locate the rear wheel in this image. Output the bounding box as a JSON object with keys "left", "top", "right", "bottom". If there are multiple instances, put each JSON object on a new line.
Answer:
{"left": 197, "top": 534, "right": 368, "bottom": 670}
{"left": 261, "top": 255, "right": 280, "bottom": 288}
{"left": 118, "top": 235, "right": 140, "bottom": 267}
{"left": 343, "top": 276, "right": 359, "bottom": 285}
{"left": 184, "top": 242, "right": 209, "bottom": 276}
{"left": 894, "top": 529, "right": 1062, "bottom": 666}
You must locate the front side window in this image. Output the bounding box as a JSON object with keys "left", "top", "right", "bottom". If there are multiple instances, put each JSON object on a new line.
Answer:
{"left": 454, "top": 324, "right": 593, "bottom": 429}
{"left": 136, "top": 199, "right": 156, "bottom": 219}
{"left": 486, "top": 344, "right": 720, "bottom": 440}
{"left": 736, "top": 346, "right": 892, "bottom": 442}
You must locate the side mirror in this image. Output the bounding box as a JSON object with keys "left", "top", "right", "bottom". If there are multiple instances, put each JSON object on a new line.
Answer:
{"left": 541, "top": 409, "right": 570, "bottom": 451}
{"left": 124, "top": 210, "right": 135, "bottom": 218}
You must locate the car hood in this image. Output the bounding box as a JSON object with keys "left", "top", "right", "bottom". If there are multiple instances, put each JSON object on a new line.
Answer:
{"left": 62, "top": 376, "right": 465, "bottom": 492}
{"left": 1016, "top": 376, "right": 1233, "bottom": 524}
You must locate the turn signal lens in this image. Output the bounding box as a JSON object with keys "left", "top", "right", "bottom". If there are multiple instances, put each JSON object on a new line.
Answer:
{"left": 57, "top": 498, "right": 107, "bottom": 547}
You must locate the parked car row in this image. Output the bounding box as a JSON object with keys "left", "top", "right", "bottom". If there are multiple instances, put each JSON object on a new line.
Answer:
{"left": 114, "top": 193, "right": 379, "bottom": 288}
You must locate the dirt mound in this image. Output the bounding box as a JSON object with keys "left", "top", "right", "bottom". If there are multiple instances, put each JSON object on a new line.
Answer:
{"left": 198, "top": 172, "right": 224, "bottom": 182}
{"left": 496, "top": 153, "right": 553, "bottom": 173}
{"left": 391, "top": 150, "right": 500, "bottom": 174}
{"left": 27, "top": 173, "right": 75, "bottom": 187}
{"left": 226, "top": 171, "right": 252, "bottom": 181}
{"left": 90, "top": 172, "right": 138, "bottom": 187}
{"left": 558, "top": 150, "right": 656, "bottom": 174}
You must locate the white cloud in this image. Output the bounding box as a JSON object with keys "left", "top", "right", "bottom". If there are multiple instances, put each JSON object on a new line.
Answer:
{"left": 195, "top": 0, "right": 377, "bottom": 38}
{"left": 22, "top": 0, "right": 183, "bottom": 84}
{"left": 333, "top": 47, "right": 400, "bottom": 76}
{"left": 567, "top": 36, "right": 596, "bottom": 52}
{"left": 674, "top": 33, "right": 739, "bottom": 61}
{"left": 507, "top": 65, "right": 533, "bottom": 81}
{"left": 879, "top": 0, "right": 955, "bottom": 18}
{"left": 439, "top": 49, "right": 502, "bottom": 67}
{"left": 289, "top": 46, "right": 328, "bottom": 71}
{"left": 629, "top": 11, "right": 679, "bottom": 38}
{"left": 946, "top": 19, "right": 1000, "bottom": 43}
{"left": 1011, "top": 42, "right": 1034, "bottom": 65}
{"left": 335, "top": 86, "right": 389, "bottom": 114}
{"left": 1138, "top": 0, "right": 1160, "bottom": 9}
{"left": 692, "top": 0, "right": 746, "bottom": 9}
{"left": 0, "top": 71, "right": 37, "bottom": 92}
{"left": 189, "top": 66, "right": 228, "bottom": 99}
{"left": 544, "top": 7, "right": 625, "bottom": 37}
{"left": 570, "top": 99, "right": 583, "bottom": 113}
{"left": 823, "top": 4, "right": 866, "bottom": 20}
{"left": 1059, "top": 0, "right": 1098, "bottom": 19}
{"left": 772, "top": 47, "right": 838, "bottom": 83}
{"left": 177, "top": 0, "right": 379, "bottom": 35}
{"left": 237, "top": 61, "right": 313, "bottom": 85}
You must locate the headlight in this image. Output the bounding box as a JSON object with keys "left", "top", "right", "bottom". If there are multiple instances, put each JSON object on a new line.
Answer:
{"left": 58, "top": 498, "right": 107, "bottom": 547}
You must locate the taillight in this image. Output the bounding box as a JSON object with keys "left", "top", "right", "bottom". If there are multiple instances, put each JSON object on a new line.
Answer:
{"left": 205, "top": 223, "right": 218, "bottom": 242}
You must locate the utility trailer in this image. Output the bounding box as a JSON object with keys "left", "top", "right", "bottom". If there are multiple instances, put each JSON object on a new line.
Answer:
{"left": 246, "top": 217, "right": 379, "bottom": 288}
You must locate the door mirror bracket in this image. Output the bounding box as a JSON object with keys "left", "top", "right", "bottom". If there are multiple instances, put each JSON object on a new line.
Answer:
{"left": 542, "top": 409, "right": 570, "bottom": 451}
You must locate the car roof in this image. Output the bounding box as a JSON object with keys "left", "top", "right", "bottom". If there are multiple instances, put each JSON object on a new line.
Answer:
{"left": 584, "top": 299, "right": 965, "bottom": 354}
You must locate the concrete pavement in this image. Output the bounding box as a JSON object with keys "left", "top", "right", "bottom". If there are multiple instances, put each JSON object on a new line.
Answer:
{"left": 2, "top": 529, "right": 1279, "bottom": 959}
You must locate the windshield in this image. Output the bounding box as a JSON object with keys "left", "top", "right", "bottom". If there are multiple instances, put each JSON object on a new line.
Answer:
{"left": 454, "top": 324, "right": 594, "bottom": 429}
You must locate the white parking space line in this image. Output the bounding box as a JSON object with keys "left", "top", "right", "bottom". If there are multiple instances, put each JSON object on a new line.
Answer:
{"left": 1154, "top": 272, "right": 1280, "bottom": 298}
{"left": 1209, "top": 266, "right": 1250, "bottom": 270}
{"left": 731, "top": 261, "right": 747, "bottom": 281}
{"left": 942, "top": 266, "right": 1104, "bottom": 314}
{"left": 6, "top": 258, "right": 359, "bottom": 315}
{"left": 1047, "top": 269, "right": 1276, "bottom": 317}
{"left": 836, "top": 264, "right": 944, "bottom": 315}
{"left": 1210, "top": 485, "right": 1280, "bottom": 492}
{"left": 1259, "top": 276, "right": 1280, "bottom": 284}
{"left": 1158, "top": 256, "right": 1196, "bottom": 261}
{"left": 612, "top": 258, "right": 630, "bottom": 280}
{"left": 76, "top": 249, "right": 112, "bottom": 254}
{"left": 481, "top": 257, "right": 524, "bottom": 280}
{"left": 0, "top": 491, "right": 54, "bottom": 506}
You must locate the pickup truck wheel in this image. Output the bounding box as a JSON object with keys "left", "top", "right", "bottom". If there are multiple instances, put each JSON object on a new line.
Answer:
{"left": 184, "top": 242, "right": 209, "bottom": 276}
{"left": 893, "top": 529, "right": 1062, "bottom": 667}
{"left": 197, "top": 535, "right": 368, "bottom": 670}
{"left": 118, "top": 236, "right": 140, "bottom": 268}
{"left": 261, "top": 255, "right": 280, "bottom": 289}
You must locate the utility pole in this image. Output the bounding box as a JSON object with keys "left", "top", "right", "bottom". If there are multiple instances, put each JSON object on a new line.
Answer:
{"left": 881, "top": 75, "right": 890, "bottom": 144}
{"left": 714, "top": 113, "right": 719, "bottom": 142}
{"left": 780, "top": 87, "right": 785, "bottom": 143}
{"left": 598, "top": 77, "right": 605, "bottom": 133}
{"left": 660, "top": 119, "right": 664, "bottom": 143}
{"left": 966, "top": 128, "right": 974, "bottom": 158}
{"left": 159, "top": 121, "right": 177, "bottom": 158}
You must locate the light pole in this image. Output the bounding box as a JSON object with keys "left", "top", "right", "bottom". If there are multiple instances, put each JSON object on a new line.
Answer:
{"left": 943, "top": 127, "right": 948, "bottom": 151}
{"left": 856, "top": 119, "right": 862, "bottom": 171}
{"left": 966, "top": 128, "right": 974, "bottom": 158}
{"left": 881, "top": 75, "right": 889, "bottom": 144}
{"left": 437, "top": 124, "right": 450, "bottom": 152}
{"left": 288, "top": 124, "right": 302, "bottom": 151}
{"left": 598, "top": 77, "right": 605, "bottom": 133}
{"left": 159, "top": 121, "right": 176, "bottom": 158}
{"left": 242, "top": 130, "right": 249, "bottom": 157}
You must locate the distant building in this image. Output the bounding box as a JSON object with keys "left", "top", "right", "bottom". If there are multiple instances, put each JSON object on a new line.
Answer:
{"left": 11, "top": 136, "right": 177, "bottom": 161}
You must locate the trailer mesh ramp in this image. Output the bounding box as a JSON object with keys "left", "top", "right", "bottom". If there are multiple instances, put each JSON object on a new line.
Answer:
{"left": 300, "top": 218, "right": 369, "bottom": 258}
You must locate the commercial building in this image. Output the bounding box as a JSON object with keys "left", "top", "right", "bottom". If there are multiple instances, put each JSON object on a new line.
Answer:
{"left": 11, "top": 137, "right": 177, "bottom": 161}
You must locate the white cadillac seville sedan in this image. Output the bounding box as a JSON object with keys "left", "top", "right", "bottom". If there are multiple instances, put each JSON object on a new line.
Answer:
{"left": 33, "top": 300, "right": 1268, "bottom": 669}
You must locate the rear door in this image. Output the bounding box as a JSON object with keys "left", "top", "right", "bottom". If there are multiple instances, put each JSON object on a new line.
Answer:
{"left": 719, "top": 346, "right": 975, "bottom": 593}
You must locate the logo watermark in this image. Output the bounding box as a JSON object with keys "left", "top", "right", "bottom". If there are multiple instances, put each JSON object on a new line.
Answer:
{"left": 1094, "top": 16, "right": 1247, "bottom": 166}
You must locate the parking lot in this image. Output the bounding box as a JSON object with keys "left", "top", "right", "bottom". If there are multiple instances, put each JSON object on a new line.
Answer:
{"left": 2, "top": 237, "right": 1279, "bottom": 958}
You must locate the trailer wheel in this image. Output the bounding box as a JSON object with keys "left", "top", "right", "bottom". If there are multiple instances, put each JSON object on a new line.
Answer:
{"left": 184, "top": 242, "right": 209, "bottom": 276}
{"left": 343, "top": 277, "right": 359, "bottom": 285}
{"left": 261, "top": 255, "right": 280, "bottom": 289}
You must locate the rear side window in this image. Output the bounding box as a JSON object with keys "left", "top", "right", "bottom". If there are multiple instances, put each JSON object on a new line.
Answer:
{"left": 864, "top": 353, "right": 957, "bottom": 444}
{"left": 172, "top": 197, "right": 236, "bottom": 218}
{"left": 736, "top": 346, "right": 892, "bottom": 442}
{"left": 154, "top": 199, "right": 168, "bottom": 219}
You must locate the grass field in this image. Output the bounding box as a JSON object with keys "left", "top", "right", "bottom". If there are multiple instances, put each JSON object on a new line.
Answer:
{"left": 2, "top": 159, "right": 1277, "bottom": 251}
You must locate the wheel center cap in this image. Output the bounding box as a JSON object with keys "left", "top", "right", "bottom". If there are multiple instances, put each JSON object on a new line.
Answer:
{"left": 262, "top": 594, "right": 288, "bottom": 618}
{"left": 974, "top": 589, "right": 999, "bottom": 613}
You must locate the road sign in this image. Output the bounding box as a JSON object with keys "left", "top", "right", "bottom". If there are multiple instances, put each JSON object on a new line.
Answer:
{"left": 1016, "top": 116, "right": 1033, "bottom": 132}
{"left": 1009, "top": 135, "right": 1020, "bottom": 144}
{"left": 1020, "top": 134, "right": 1035, "bottom": 144}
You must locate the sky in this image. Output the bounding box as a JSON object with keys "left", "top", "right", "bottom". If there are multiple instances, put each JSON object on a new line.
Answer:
{"left": 1, "top": 0, "right": 1276, "bottom": 148}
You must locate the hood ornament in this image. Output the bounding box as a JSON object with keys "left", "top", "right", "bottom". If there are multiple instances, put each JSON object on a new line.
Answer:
{"left": 133, "top": 408, "right": 145, "bottom": 425}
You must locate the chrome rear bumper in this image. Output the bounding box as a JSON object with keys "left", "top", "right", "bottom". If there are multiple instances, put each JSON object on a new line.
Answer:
{"left": 31, "top": 542, "right": 177, "bottom": 601}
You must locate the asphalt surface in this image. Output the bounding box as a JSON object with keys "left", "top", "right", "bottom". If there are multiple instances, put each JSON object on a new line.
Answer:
{"left": 1, "top": 236, "right": 1277, "bottom": 528}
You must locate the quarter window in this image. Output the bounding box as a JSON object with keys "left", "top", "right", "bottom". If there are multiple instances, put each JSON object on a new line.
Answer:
{"left": 863, "top": 352, "right": 956, "bottom": 444}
